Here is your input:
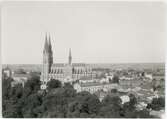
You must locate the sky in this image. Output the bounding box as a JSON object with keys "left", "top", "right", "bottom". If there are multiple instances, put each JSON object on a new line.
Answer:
{"left": 1, "top": 1, "right": 166, "bottom": 64}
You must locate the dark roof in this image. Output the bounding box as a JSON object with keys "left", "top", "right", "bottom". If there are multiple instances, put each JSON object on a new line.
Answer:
{"left": 72, "top": 63, "right": 86, "bottom": 67}
{"left": 13, "top": 74, "right": 30, "bottom": 78}
{"left": 80, "top": 82, "right": 102, "bottom": 87}
{"left": 51, "top": 63, "right": 89, "bottom": 67}
{"left": 52, "top": 63, "right": 66, "bottom": 67}
{"left": 80, "top": 82, "right": 116, "bottom": 87}
{"left": 79, "top": 76, "right": 93, "bottom": 80}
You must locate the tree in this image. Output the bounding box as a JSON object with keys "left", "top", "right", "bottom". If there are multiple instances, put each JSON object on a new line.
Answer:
{"left": 101, "top": 95, "right": 122, "bottom": 106}
{"left": 3, "top": 100, "right": 23, "bottom": 118}
{"left": 151, "top": 79, "right": 157, "bottom": 91}
{"left": 136, "top": 109, "right": 150, "bottom": 118}
{"left": 110, "top": 89, "right": 118, "bottom": 94}
{"left": 99, "top": 95, "right": 122, "bottom": 118}
{"left": 21, "top": 93, "right": 43, "bottom": 118}
{"left": 2, "top": 83, "right": 24, "bottom": 118}
{"left": 112, "top": 75, "right": 120, "bottom": 83}
{"left": 47, "top": 79, "right": 62, "bottom": 90}
{"left": 9, "top": 84, "right": 23, "bottom": 100}
{"left": 121, "top": 93, "right": 138, "bottom": 118}
{"left": 41, "top": 85, "right": 77, "bottom": 118}
{"left": 2, "top": 77, "right": 13, "bottom": 100}
{"left": 98, "top": 104, "right": 122, "bottom": 118}
{"left": 23, "top": 75, "right": 40, "bottom": 97}
{"left": 122, "top": 102, "right": 137, "bottom": 118}
{"left": 67, "top": 91, "right": 101, "bottom": 117}
{"left": 147, "top": 97, "right": 165, "bottom": 111}
{"left": 2, "top": 73, "right": 41, "bottom": 118}
{"left": 129, "top": 93, "right": 137, "bottom": 107}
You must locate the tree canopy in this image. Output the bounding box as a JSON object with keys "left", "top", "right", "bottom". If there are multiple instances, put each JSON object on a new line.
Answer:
{"left": 2, "top": 76, "right": 160, "bottom": 118}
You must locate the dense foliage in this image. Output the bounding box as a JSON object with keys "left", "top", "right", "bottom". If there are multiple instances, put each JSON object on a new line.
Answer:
{"left": 2, "top": 75, "right": 159, "bottom": 118}
{"left": 147, "top": 97, "right": 165, "bottom": 111}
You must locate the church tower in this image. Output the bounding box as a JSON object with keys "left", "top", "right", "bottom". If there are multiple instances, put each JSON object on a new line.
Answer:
{"left": 48, "top": 35, "right": 53, "bottom": 69}
{"left": 68, "top": 48, "right": 72, "bottom": 65}
{"left": 41, "top": 34, "right": 53, "bottom": 85}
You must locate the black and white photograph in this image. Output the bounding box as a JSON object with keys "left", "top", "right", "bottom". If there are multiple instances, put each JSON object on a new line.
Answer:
{"left": 1, "top": 1, "right": 166, "bottom": 118}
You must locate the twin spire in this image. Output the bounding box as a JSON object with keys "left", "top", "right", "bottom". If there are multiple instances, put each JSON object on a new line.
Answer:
{"left": 43, "top": 33, "right": 52, "bottom": 53}
{"left": 43, "top": 33, "right": 72, "bottom": 64}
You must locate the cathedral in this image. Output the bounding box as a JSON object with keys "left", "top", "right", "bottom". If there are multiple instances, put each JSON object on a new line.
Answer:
{"left": 40, "top": 34, "right": 94, "bottom": 89}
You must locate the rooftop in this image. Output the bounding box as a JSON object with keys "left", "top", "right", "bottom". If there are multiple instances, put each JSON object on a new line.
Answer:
{"left": 80, "top": 82, "right": 118, "bottom": 87}
{"left": 13, "top": 73, "right": 30, "bottom": 78}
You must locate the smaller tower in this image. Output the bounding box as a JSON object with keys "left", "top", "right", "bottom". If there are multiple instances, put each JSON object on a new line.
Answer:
{"left": 68, "top": 48, "right": 72, "bottom": 65}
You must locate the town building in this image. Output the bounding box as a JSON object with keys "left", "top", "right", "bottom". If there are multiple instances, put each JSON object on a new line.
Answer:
{"left": 2, "top": 66, "right": 12, "bottom": 78}
{"left": 12, "top": 73, "right": 29, "bottom": 83}
{"left": 2, "top": 66, "right": 30, "bottom": 87}
{"left": 119, "top": 78, "right": 143, "bottom": 89}
{"left": 73, "top": 82, "right": 118, "bottom": 94}
{"left": 40, "top": 35, "right": 94, "bottom": 89}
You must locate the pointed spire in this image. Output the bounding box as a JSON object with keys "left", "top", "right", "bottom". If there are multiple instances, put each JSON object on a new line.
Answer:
{"left": 69, "top": 48, "right": 72, "bottom": 65}
{"left": 48, "top": 33, "right": 52, "bottom": 53}
{"left": 69, "top": 48, "right": 71, "bottom": 57}
{"left": 43, "top": 33, "right": 49, "bottom": 53}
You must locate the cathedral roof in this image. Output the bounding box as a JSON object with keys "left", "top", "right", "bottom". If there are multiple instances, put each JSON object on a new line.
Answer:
{"left": 51, "top": 63, "right": 89, "bottom": 67}
{"left": 72, "top": 63, "right": 86, "bottom": 67}
{"left": 52, "top": 63, "right": 66, "bottom": 67}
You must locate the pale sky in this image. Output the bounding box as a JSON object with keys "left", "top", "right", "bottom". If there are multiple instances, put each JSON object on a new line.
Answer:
{"left": 1, "top": 1, "right": 166, "bottom": 64}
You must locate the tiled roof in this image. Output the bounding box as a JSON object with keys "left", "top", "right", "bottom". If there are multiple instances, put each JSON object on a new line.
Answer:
{"left": 51, "top": 63, "right": 90, "bottom": 67}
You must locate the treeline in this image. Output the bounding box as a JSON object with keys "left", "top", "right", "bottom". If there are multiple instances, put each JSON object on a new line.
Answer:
{"left": 2, "top": 75, "right": 163, "bottom": 118}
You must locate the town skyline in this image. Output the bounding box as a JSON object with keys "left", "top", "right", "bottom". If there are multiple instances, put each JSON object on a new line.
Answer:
{"left": 2, "top": 1, "right": 166, "bottom": 64}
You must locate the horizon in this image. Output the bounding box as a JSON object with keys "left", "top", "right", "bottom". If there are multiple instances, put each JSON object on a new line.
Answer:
{"left": 2, "top": 62, "right": 165, "bottom": 65}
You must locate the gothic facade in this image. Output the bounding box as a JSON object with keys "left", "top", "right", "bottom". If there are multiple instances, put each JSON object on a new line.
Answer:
{"left": 40, "top": 35, "right": 94, "bottom": 89}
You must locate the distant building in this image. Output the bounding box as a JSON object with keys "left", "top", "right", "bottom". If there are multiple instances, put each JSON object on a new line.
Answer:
{"left": 136, "top": 102, "right": 147, "bottom": 110}
{"left": 40, "top": 35, "right": 94, "bottom": 89}
{"left": 120, "top": 95, "right": 130, "bottom": 104}
{"left": 73, "top": 82, "right": 118, "bottom": 94}
{"left": 12, "top": 73, "right": 29, "bottom": 82}
{"left": 144, "top": 73, "right": 153, "bottom": 80}
{"left": 79, "top": 77, "right": 99, "bottom": 83}
{"left": 119, "top": 79, "right": 143, "bottom": 88}
{"left": 11, "top": 73, "right": 30, "bottom": 87}
{"left": 152, "top": 73, "right": 164, "bottom": 80}
{"left": 11, "top": 80, "right": 26, "bottom": 87}
{"left": 150, "top": 110, "right": 165, "bottom": 118}
{"left": 2, "top": 66, "right": 12, "bottom": 78}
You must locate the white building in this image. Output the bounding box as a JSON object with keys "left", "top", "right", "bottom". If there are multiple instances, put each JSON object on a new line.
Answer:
{"left": 11, "top": 73, "right": 30, "bottom": 87}
{"left": 2, "top": 66, "right": 12, "bottom": 78}
{"left": 120, "top": 95, "right": 130, "bottom": 104}
{"left": 73, "top": 82, "right": 118, "bottom": 94}
{"left": 144, "top": 73, "right": 153, "bottom": 80}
